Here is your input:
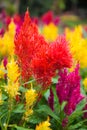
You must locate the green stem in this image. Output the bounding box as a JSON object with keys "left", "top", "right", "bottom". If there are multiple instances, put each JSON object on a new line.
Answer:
{"left": 4, "top": 98, "right": 13, "bottom": 130}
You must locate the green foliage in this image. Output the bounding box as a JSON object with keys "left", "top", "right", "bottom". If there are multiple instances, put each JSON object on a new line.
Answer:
{"left": 12, "top": 125, "right": 33, "bottom": 130}
{"left": 19, "top": 0, "right": 54, "bottom": 16}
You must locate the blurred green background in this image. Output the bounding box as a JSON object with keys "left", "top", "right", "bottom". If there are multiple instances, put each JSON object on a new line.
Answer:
{"left": 0, "top": 0, "right": 87, "bottom": 17}
{"left": 0, "top": 0, "right": 87, "bottom": 28}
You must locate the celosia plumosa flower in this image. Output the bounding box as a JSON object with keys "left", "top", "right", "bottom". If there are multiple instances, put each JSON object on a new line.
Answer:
{"left": 25, "top": 88, "right": 37, "bottom": 119}
{"left": 25, "top": 88, "right": 37, "bottom": 107}
{"left": 41, "top": 23, "right": 58, "bottom": 42}
{"left": 65, "top": 26, "right": 87, "bottom": 68}
{"left": 7, "top": 58, "right": 20, "bottom": 83}
{"left": 15, "top": 10, "right": 72, "bottom": 88}
{"left": 0, "top": 21, "right": 16, "bottom": 56}
{"left": 41, "top": 11, "right": 53, "bottom": 25}
{"left": 5, "top": 58, "right": 20, "bottom": 98}
{"left": 56, "top": 64, "right": 84, "bottom": 115}
{"left": 35, "top": 117, "right": 52, "bottom": 130}
{"left": 15, "top": 10, "right": 48, "bottom": 81}
{"left": 31, "top": 35, "right": 72, "bottom": 88}
{"left": 41, "top": 10, "right": 60, "bottom": 25}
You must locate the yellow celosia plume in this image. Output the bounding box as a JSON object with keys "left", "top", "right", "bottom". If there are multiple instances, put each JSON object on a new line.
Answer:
{"left": 0, "top": 21, "right": 16, "bottom": 56}
{"left": 7, "top": 58, "right": 20, "bottom": 83}
{"left": 5, "top": 58, "right": 20, "bottom": 98}
{"left": 65, "top": 25, "right": 87, "bottom": 68}
{"left": 24, "top": 88, "right": 37, "bottom": 119}
{"left": 42, "top": 23, "right": 58, "bottom": 42}
{"left": 35, "top": 117, "right": 52, "bottom": 130}
{"left": 25, "top": 88, "right": 37, "bottom": 106}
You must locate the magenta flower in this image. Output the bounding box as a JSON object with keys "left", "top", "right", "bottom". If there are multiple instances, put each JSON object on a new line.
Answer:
{"left": 3, "top": 57, "right": 8, "bottom": 69}
{"left": 41, "top": 11, "right": 53, "bottom": 25}
{"left": 56, "top": 64, "right": 84, "bottom": 115}
{"left": 0, "top": 28, "right": 4, "bottom": 36}
{"left": 53, "top": 16, "right": 60, "bottom": 25}
{"left": 41, "top": 10, "right": 60, "bottom": 25}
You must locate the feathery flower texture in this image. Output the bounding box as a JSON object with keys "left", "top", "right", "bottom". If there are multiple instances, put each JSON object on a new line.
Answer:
{"left": 15, "top": 10, "right": 48, "bottom": 81}
{"left": 65, "top": 26, "right": 87, "bottom": 68}
{"left": 5, "top": 58, "right": 20, "bottom": 98}
{"left": 35, "top": 117, "right": 52, "bottom": 130}
{"left": 56, "top": 64, "right": 84, "bottom": 115}
{"left": 42, "top": 23, "right": 58, "bottom": 42}
{"left": 25, "top": 88, "right": 37, "bottom": 119}
{"left": 15, "top": 10, "right": 72, "bottom": 88}
{"left": 0, "top": 21, "right": 16, "bottom": 56}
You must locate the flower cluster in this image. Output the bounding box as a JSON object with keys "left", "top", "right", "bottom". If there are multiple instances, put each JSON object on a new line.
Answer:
{"left": 15, "top": 10, "right": 72, "bottom": 88}
{"left": 41, "top": 23, "right": 58, "bottom": 42}
{"left": 5, "top": 58, "right": 20, "bottom": 98}
{"left": 56, "top": 64, "right": 84, "bottom": 115}
{"left": 41, "top": 11, "right": 60, "bottom": 25}
{"left": 35, "top": 117, "right": 52, "bottom": 130}
{"left": 24, "top": 88, "right": 37, "bottom": 120}
{"left": 65, "top": 26, "right": 87, "bottom": 68}
{"left": 0, "top": 9, "right": 87, "bottom": 130}
{"left": 0, "top": 21, "right": 16, "bottom": 56}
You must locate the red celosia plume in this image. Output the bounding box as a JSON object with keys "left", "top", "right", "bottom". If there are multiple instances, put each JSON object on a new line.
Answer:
{"left": 15, "top": 10, "right": 72, "bottom": 89}
{"left": 48, "top": 36, "right": 72, "bottom": 70}
{"left": 15, "top": 10, "right": 47, "bottom": 80}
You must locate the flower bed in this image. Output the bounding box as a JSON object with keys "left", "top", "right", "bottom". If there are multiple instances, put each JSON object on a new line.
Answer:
{"left": 0, "top": 10, "right": 87, "bottom": 130}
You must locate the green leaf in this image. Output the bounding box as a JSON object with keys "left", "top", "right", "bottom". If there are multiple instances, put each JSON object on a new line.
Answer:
{"left": 76, "top": 98, "right": 86, "bottom": 111}
{"left": 68, "top": 119, "right": 87, "bottom": 130}
{"left": 44, "top": 89, "right": 50, "bottom": 101}
{"left": 79, "top": 129, "right": 87, "bottom": 130}
{"left": 14, "top": 125, "right": 33, "bottom": 130}
{"left": 29, "top": 108, "right": 48, "bottom": 124}
{"left": 13, "top": 104, "right": 25, "bottom": 113}
{"left": 52, "top": 76, "right": 58, "bottom": 84}
{"left": 37, "top": 105, "right": 61, "bottom": 124}
{"left": 68, "top": 110, "right": 87, "bottom": 125}
{"left": 2, "top": 94, "right": 8, "bottom": 100}
{"left": 61, "top": 101, "right": 67, "bottom": 111}
{"left": 19, "top": 86, "right": 27, "bottom": 93}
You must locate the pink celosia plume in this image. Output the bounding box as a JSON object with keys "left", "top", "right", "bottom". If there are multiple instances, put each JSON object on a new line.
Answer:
{"left": 56, "top": 64, "right": 84, "bottom": 115}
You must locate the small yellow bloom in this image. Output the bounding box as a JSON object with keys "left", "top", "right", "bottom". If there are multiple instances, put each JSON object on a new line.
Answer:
{"left": 0, "top": 21, "right": 16, "bottom": 56}
{"left": 65, "top": 25, "right": 87, "bottom": 68}
{"left": 36, "top": 117, "right": 52, "bottom": 130}
{"left": 83, "top": 78, "right": 87, "bottom": 92}
{"left": 24, "top": 88, "right": 37, "bottom": 119}
{"left": 5, "top": 58, "right": 20, "bottom": 98}
{"left": 42, "top": 23, "right": 58, "bottom": 42}
{"left": 5, "top": 82, "right": 19, "bottom": 98}
{"left": 25, "top": 109, "right": 33, "bottom": 118}
{"left": 7, "top": 58, "right": 20, "bottom": 83}
{"left": 25, "top": 88, "right": 37, "bottom": 107}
